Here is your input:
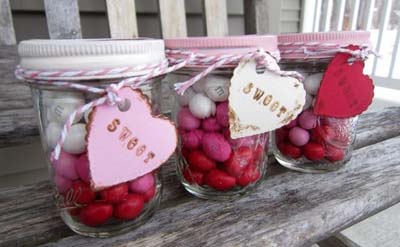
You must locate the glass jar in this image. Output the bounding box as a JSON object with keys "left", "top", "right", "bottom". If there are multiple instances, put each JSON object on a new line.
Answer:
{"left": 273, "top": 31, "right": 371, "bottom": 173}
{"left": 18, "top": 39, "right": 168, "bottom": 237}
{"left": 165, "top": 36, "right": 278, "bottom": 199}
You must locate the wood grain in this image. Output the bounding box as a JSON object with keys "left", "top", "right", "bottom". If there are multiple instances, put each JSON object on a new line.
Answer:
{"left": 158, "top": 0, "right": 187, "bottom": 38}
{"left": 244, "top": 0, "right": 282, "bottom": 34}
{"left": 202, "top": 0, "right": 228, "bottom": 37}
{"left": 0, "top": 0, "right": 16, "bottom": 45}
{"left": 44, "top": 0, "right": 82, "bottom": 39}
{"left": 106, "top": 0, "right": 138, "bottom": 39}
{"left": 1, "top": 107, "right": 400, "bottom": 247}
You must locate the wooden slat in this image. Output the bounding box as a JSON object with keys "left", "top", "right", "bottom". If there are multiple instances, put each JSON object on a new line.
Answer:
{"left": 349, "top": 0, "right": 361, "bottom": 30}
{"left": 331, "top": 0, "right": 346, "bottom": 31}
{"left": 319, "top": 0, "right": 334, "bottom": 31}
{"left": 44, "top": 0, "right": 82, "bottom": 39}
{"left": 312, "top": 0, "right": 322, "bottom": 32}
{"left": 158, "top": 0, "right": 187, "bottom": 38}
{"left": 300, "top": 0, "right": 316, "bottom": 32}
{"left": 1, "top": 107, "right": 400, "bottom": 246}
{"left": 244, "top": 0, "right": 282, "bottom": 34}
{"left": 106, "top": 0, "right": 138, "bottom": 39}
{"left": 0, "top": 0, "right": 16, "bottom": 45}
{"left": 202, "top": 0, "right": 228, "bottom": 37}
{"left": 389, "top": 28, "right": 400, "bottom": 78}
{"left": 360, "top": 0, "right": 375, "bottom": 30}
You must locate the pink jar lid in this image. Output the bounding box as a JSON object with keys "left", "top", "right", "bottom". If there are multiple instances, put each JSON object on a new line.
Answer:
{"left": 278, "top": 31, "right": 371, "bottom": 59}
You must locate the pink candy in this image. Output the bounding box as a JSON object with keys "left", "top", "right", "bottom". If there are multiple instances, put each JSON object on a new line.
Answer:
{"left": 216, "top": 102, "right": 229, "bottom": 127}
{"left": 202, "top": 132, "right": 232, "bottom": 162}
{"left": 54, "top": 174, "right": 72, "bottom": 194}
{"left": 178, "top": 107, "right": 201, "bottom": 130}
{"left": 298, "top": 110, "right": 317, "bottom": 130}
{"left": 202, "top": 117, "right": 221, "bottom": 132}
{"left": 182, "top": 129, "right": 204, "bottom": 150}
{"left": 223, "top": 128, "right": 255, "bottom": 147}
{"left": 53, "top": 150, "right": 79, "bottom": 180}
{"left": 75, "top": 153, "right": 91, "bottom": 183}
{"left": 129, "top": 173, "right": 155, "bottom": 194}
{"left": 284, "top": 119, "right": 298, "bottom": 129}
{"left": 289, "top": 127, "right": 310, "bottom": 147}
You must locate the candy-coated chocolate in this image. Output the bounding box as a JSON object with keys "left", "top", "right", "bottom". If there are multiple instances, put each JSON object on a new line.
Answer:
{"left": 192, "top": 79, "right": 206, "bottom": 93}
{"left": 142, "top": 185, "right": 156, "bottom": 202}
{"left": 183, "top": 167, "right": 204, "bottom": 185}
{"left": 236, "top": 165, "right": 260, "bottom": 187}
{"left": 129, "top": 173, "right": 155, "bottom": 194}
{"left": 114, "top": 194, "right": 144, "bottom": 220}
{"left": 177, "top": 87, "right": 196, "bottom": 106}
{"left": 223, "top": 128, "right": 255, "bottom": 147}
{"left": 252, "top": 144, "right": 264, "bottom": 163}
{"left": 46, "top": 122, "right": 62, "bottom": 149}
{"left": 202, "top": 117, "right": 222, "bottom": 132}
{"left": 275, "top": 129, "right": 290, "bottom": 144}
{"left": 177, "top": 107, "right": 201, "bottom": 130}
{"left": 202, "top": 132, "right": 232, "bottom": 162}
{"left": 62, "top": 124, "right": 87, "bottom": 154}
{"left": 188, "top": 93, "right": 216, "bottom": 119}
{"left": 204, "top": 76, "right": 230, "bottom": 102}
{"left": 69, "top": 181, "right": 96, "bottom": 205}
{"left": 312, "top": 125, "right": 335, "bottom": 144}
{"left": 298, "top": 110, "right": 318, "bottom": 130}
{"left": 48, "top": 96, "right": 84, "bottom": 124}
{"left": 216, "top": 102, "right": 229, "bottom": 127}
{"left": 303, "top": 93, "right": 314, "bottom": 110}
{"left": 100, "top": 183, "right": 129, "bottom": 203}
{"left": 54, "top": 174, "right": 72, "bottom": 194}
{"left": 278, "top": 142, "right": 302, "bottom": 159}
{"left": 53, "top": 150, "right": 79, "bottom": 180}
{"left": 204, "top": 169, "right": 236, "bottom": 191}
{"left": 289, "top": 127, "right": 310, "bottom": 147}
{"left": 284, "top": 118, "right": 298, "bottom": 129}
{"left": 224, "top": 146, "right": 253, "bottom": 177}
{"left": 182, "top": 129, "right": 204, "bottom": 150}
{"left": 304, "top": 73, "right": 323, "bottom": 95}
{"left": 187, "top": 150, "right": 216, "bottom": 172}
{"left": 303, "top": 142, "right": 325, "bottom": 161}
{"left": 325, "top": 145, "right": 345, "bottom": 162}
{"left": 79, "top": 202, "right": 113, "bottom": 226}
{"left": 75, "top": 154, "right": 91, "bottom": 183}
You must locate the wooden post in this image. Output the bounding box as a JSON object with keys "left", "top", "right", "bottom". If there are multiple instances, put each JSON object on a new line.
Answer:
{"left": 202, "top": 0, "right": 228, "bottom": 36}
{"left": 106, "top": 0, "right": 138, "bottom": 38}
{"left": 0, "top": 0, "right": 16, "bottom": 45}
{"left": 158, "top": 0, "right": 187, "bottom": 38}
{"left": 244, "top": 0, "right": 282, "bottom": 34}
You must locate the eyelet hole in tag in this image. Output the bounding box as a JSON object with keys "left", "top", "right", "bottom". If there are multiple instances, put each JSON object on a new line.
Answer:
{"left": 117, "top": 98, "right": 131, "bottom": 112}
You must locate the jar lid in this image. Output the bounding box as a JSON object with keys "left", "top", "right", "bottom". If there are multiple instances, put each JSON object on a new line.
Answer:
{"left": 18, "top": 39, "right": 166, "bottom": 79}
{"left": 278, "top": 31, "right": 371, "bottom": 59}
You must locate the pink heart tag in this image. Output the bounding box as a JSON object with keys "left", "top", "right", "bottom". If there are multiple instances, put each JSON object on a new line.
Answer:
{"left": 87, "top": 87, "right": 177, "bottom": 189}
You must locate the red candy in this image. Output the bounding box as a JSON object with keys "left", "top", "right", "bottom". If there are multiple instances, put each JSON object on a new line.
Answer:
{"left": 224, "top": 146, "right": 253, "bottom": 177}
{"left": 100, "top": 183, "right": 129, "bottom": 204}
{"left": 278, "top": 143, "right": 302, "bottom": 159}
{"left": 325, "top": 145, "right": 345, "bottom": 162}
{"left": 187, "top": 150, "right": 216, "bottom": 172}
{"left": 303, "top": 142, "right": 325, "bottom": 161}
{"left": 69, "top": 181, "right": 96, "bottom": 205}
{"left": 237, "top": 165, "right": 261, "bottom": 187}
{"left": 183, "top": 168, "right": 204, "bottom": 185}
{"left": 205, "top": 169, "right": 236, "bottom": 191}
{"left": 202, "top": 117, "right": 222, "bottom": 132}
{"left": 79, "top": 202, "right": 113, "bottom": 226}
{"left": 114, "top": 194, "right": 145, "bottom": 220}
{"left": 142, "top": 185, "right": 156, "bottom": 202}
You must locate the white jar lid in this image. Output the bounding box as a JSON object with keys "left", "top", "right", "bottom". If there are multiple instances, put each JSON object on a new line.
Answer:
{"left": 18, "top": 39, "right": 166, "bottom": 80}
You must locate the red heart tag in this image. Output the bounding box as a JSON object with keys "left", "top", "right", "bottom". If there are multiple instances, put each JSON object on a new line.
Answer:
{"left": 313, "top": 46, "right": 374, "bottom": 118}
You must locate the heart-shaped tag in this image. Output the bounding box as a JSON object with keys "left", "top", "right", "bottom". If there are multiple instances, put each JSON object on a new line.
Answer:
{"left": 314, "top": 47, "right": 374, "bottom": 118}
{"left": 229, "top": 59, "right": 306, "bottom": 139}
{"left": 87, "top": 87, "right": 177, "bottom": 189}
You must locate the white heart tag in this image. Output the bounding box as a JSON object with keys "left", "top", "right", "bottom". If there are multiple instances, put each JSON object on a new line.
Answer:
{"left": 228, "top": 59, "right": 306, "bottom": 139}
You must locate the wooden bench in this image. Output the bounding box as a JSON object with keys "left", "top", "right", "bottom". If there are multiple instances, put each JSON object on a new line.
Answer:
{"left": 1, "top": 0, "right": 400, "bottom": 246}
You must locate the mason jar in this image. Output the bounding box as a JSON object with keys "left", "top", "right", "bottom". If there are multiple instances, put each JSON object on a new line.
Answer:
{"left": 273, "top": 31, "right": 371, "bottom": 173}
{"left": 17, "top": 39, "right": 169, "bottom": 237}
{"left": 165, "top": 36, "right": 280, "bottom": 200}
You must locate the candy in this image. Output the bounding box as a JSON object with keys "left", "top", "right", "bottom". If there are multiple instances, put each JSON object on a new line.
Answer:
{"left": 187, "top": 150, "right": 216, "bottom": 172}
{"left": 278, "top": 142, "right": 302, "bottom": 159}
{"left": 84, "top": 108, "right": 92, "bottom": 123}
{"left": 325, "top": 145, "right": 345, "bottom": 162}
{"left": 303, "top": 142, "right": 325, "bottom": 161}
{"left": 236, "top": 165, "right": 261, "bottom": 187}
{"left": 192, "top": 79, "right": 206, "bottom": 93}
{"left": 275, "top": 128, "right": 290, "bottom": 144}
{"left": 114, "top": 194, "right": 145, "bottom": 220}
{"left": 53, "top": 150, "right": 79, "bottom": 180}
{"left": 183, "top": 168, "right": 204, "bottom": 185}
{"left": 79, "top": 202, "right": 113, "bottom": 226}
{"left": 100, "top": 183, "right": 129, "bottom": 203}
{"left": 177, "top": 87, "right": 196, "bottom": 106}
{"left": 54, "top": 175, "right": 72, "bottom": 194}
{"left": 69, "top": 181, "right": 96, "bottom": 205}
{"left": 303, "top": 93, "right": 314, "bottom": 110}
{"left": 48, "top": 96, "right": 85, "bottom": 124}
{"left": 188, "top": 94, "right": 216, "bottom": 119}
{"left": 223, "top": 128, "right": 255, "bottom": 148}
{"left": 298, "top": 110, "right": 318, "bottom": 130}
{"left": 46, "top": 122, "right": 62, "bottom": 149}
{"left": 204, "top": 169, "right": 236, "bottom": 191}
{"left": 182, "top": 129, "right": 204, "bottom": 150}
{"left": 204, "top": 76, "right": 230, "bottom": 102}
{"left": 142, "top": 185, "right": 156, "bottom": 202}
{"left": 177, "top": 107, "right": 201, "bottom": 130}
{"left": 224, "top": 146, "right": 253, "bottom": 177}
{"left": 304, "top": 73, "right": 323, "bottom": 95}
{"left": 129, "top": 173, "right": 155, "bottom": 194}
{"left": 201, "top": 132, "right": 232, "bottom": 162}
{"left": 284, "top": 118, "right": 298, "bottom": 129}
{"left": 75, "top": 154, "right": 91, "bottom": 183}
{"left": 62, "top": 124, "right": 87, "bottom": 154}
{"left": 202, "top": 117, "right": 221, "bottom": 132}
{"left": 289, "top": 127, "right": 310, "bottom": 147}
{"left": 216, "top": 102, "right": 229, "bottom": 127}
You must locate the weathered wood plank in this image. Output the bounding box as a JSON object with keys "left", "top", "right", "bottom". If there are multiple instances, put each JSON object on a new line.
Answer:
{"left": 0, "top": 0, "right": 16, "bottom": 45}
{"left": 158, "top": 0, "right": 187, "bottom": 38}
{"left": 44, "top": 0, "right": 82, "bottom": 39}
{"left": 40, "top": 135, "right": 400, "bottom": 247}
{"left": 1, "top": 107, "right": 400, "bottom": 246}
{"left": 202, "top": 0, "right": 228, "bottom": 36}
{"left": 106, "top": 0, "right": 138, "bottom": 39}
{"left": 244, "top": 0, "right": 282, "bottom": 34}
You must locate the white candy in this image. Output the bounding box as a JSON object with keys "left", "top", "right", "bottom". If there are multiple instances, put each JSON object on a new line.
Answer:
{"left": 46, "top": 122, "right": 62, "bottom": 149}
{"left": 177, "top": 87, "right": 196, "bottom": 106}
{"left": 47, "top": 96, "right": 84, "bottom": 124}
{"left": 303, "top": 73, "right": 323, "bottom": 95}
{"left": 62, "top": 124, "right": 87, "bottom": 154}
{"left": 204, "top": 76, "right": 230, "bottom": 102}
{"left": 303, "top": 93, "right": 314, "bottom": 110}
{"left": 188, "top": 93, "right": 216, "bottom": 119}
